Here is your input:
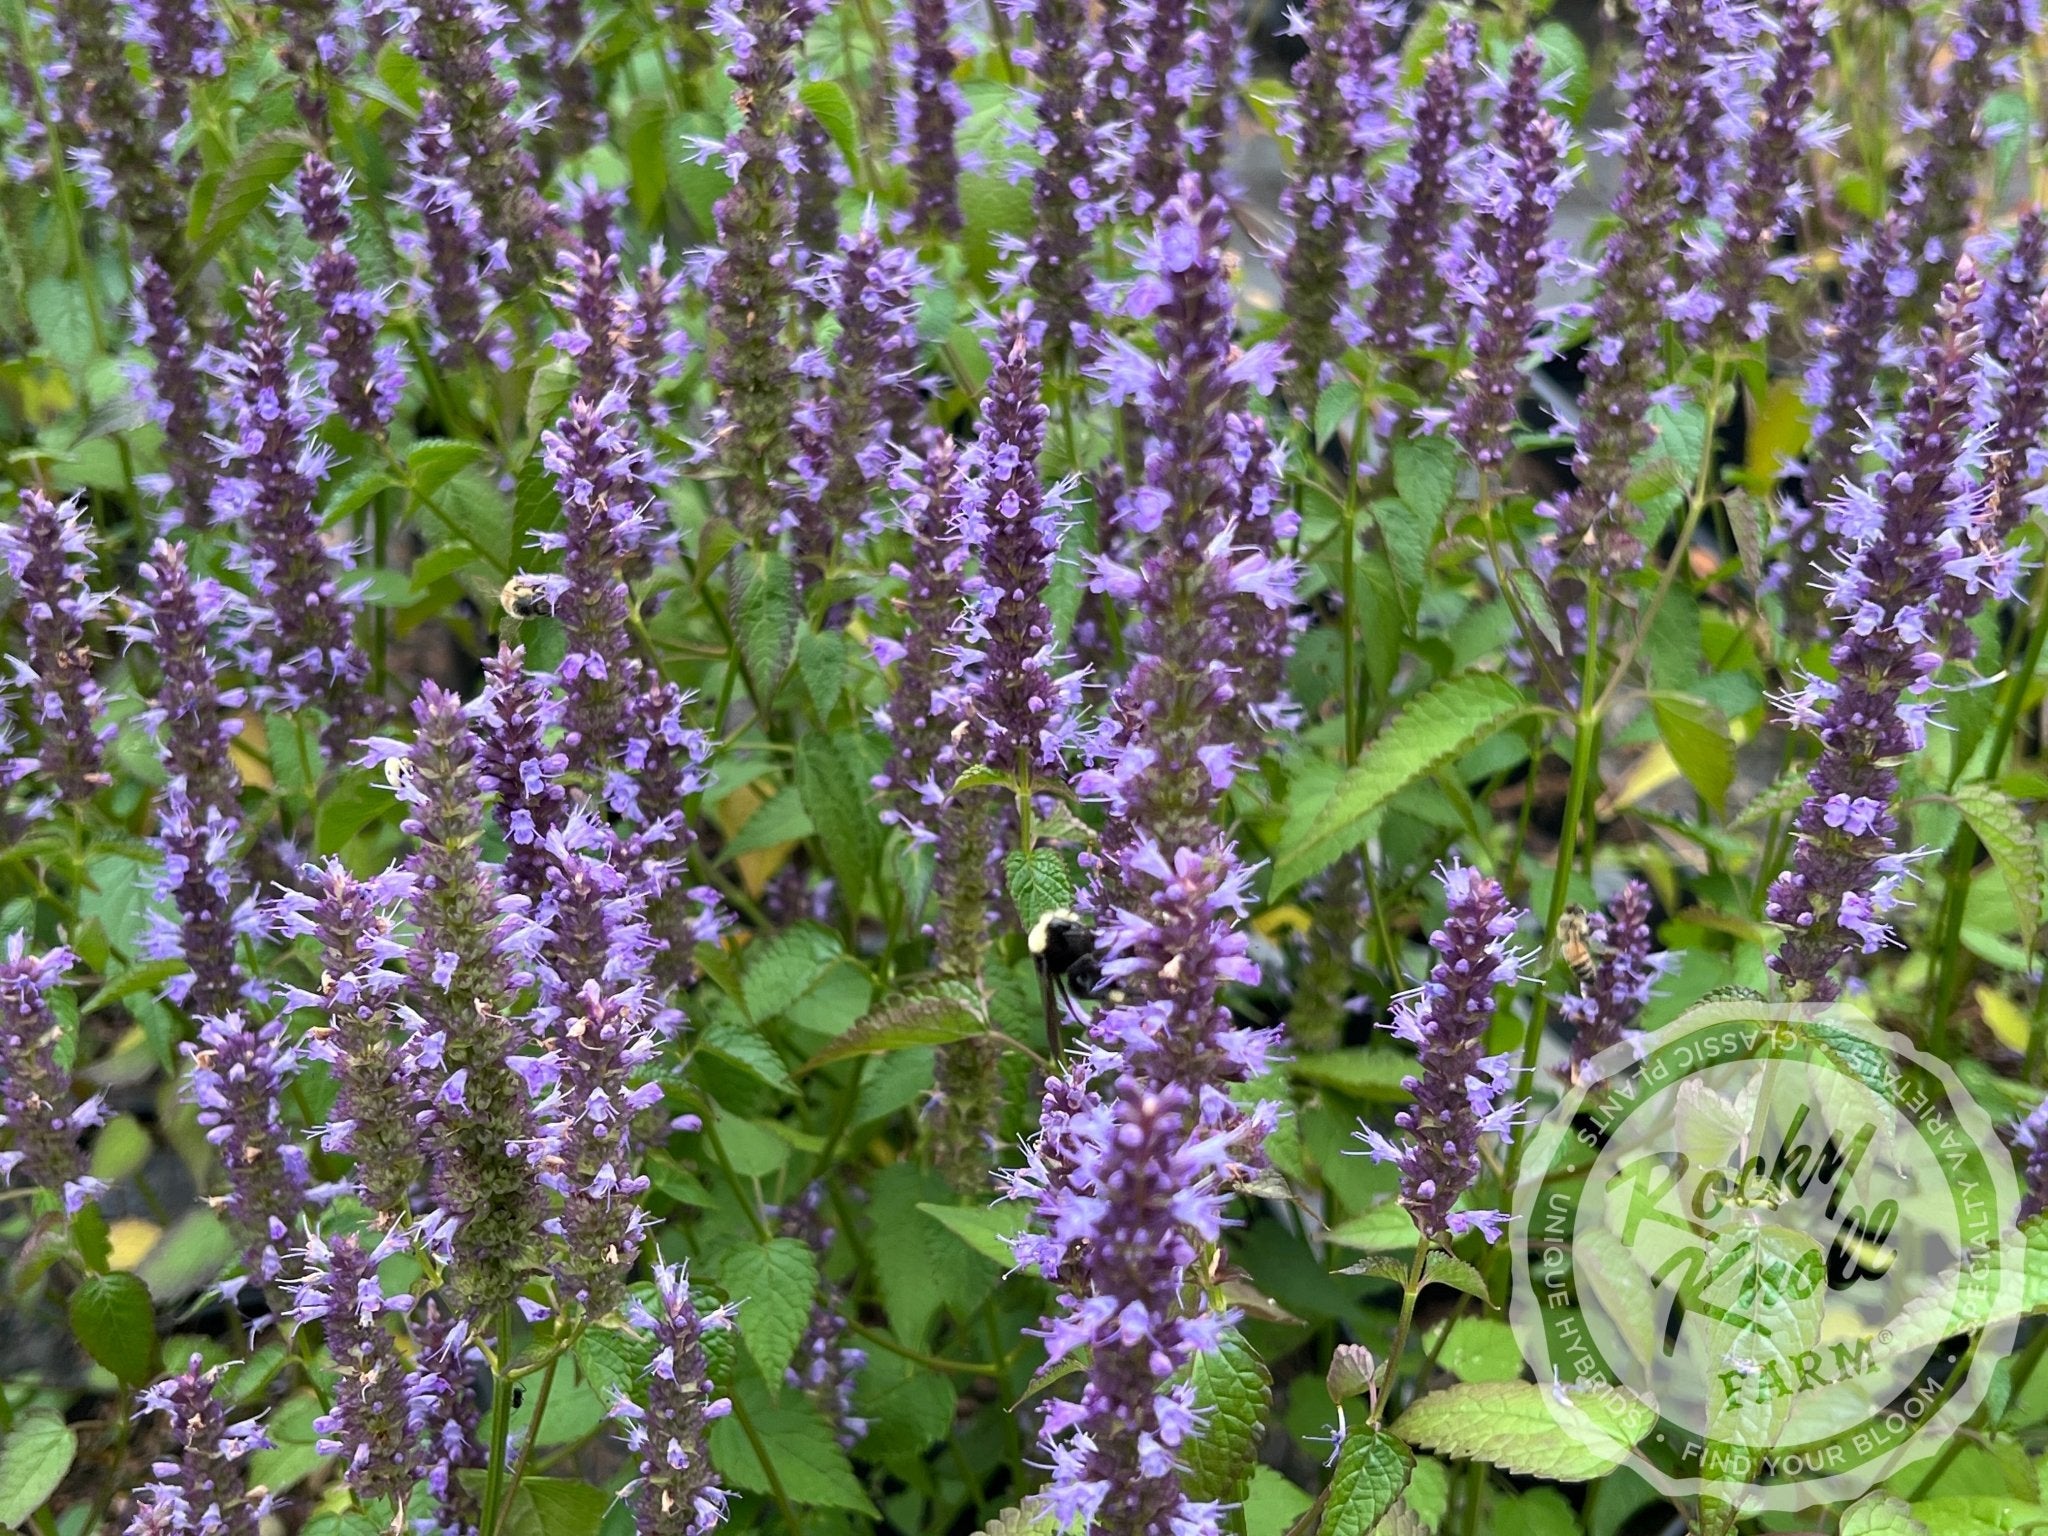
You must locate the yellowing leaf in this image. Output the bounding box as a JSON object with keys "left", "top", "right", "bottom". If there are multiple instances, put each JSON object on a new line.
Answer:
{"left": 1977, "top": 985, "right": 2031, "bottom": 1053}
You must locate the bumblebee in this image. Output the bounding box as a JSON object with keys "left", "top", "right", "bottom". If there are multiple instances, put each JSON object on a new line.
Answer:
{"left": 499, "top": 573, "right": 555, "bottom": 621}
{"left": 1029, "top": 908, "right": 1103, "bottom": 1056}
{"left": 1554, "top": 905, "right": 1604, "bottom": 989}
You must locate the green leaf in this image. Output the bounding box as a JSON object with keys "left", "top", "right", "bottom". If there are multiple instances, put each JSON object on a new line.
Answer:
{"left": 971, "top": 1503, "right": 1060, "bottom": 1536}
{"left": 1839, "top": 1493, "right": 1928, "bottom": 1536}
{"left": 247, "top": 1392, "right": 327, "bottom": 1494}
{"left": 869, "top": 1164, "right": 990, "bottom": 1346}
{"left": 1005, "top": 847, "right": 1074, "bottom": 932}
{"left": 803, "top": 987, "right": 984, "bottom": 1071}
{"left": 501, "top": 1478, "right": 612, "bottom": 1536}
{"left": 1419, "top": 1252, "right": 1491, "bottom": 1306}
{"left": 575, "top": 1328, "right": 654, "bottom": 1404}
{"left": 323, "top": 468, "right": 400, "bottom": 527}
{"left": 724, "top": 788, "right": 814, "bottom": 858}
{"left": 1315, "top": 380, "right": 1362, "bottom": 448}
{"left": 796, "top": 731, "right": 879, "bottom": 914}
{"left": 1273, "top": 674, "right": 1532, "bottom": 894}
{"left": 1244, "top": 1467, "right": 1315, "bottom": 1536}
{"left": 1290, "top": 1047, "right": 1415, "bottom": 1101}
{"left": 1319, "top": 1429, "right": 1413, "bottom": 1536}
{"left": 852, "top": 1351, "right": 958, "bottom": 1459}
{"left": 188, "top": 131, "right": 315, "bottom": 268}
{"left": 315, "top": 770, "right": 394, "bottom": 855}
{"left": 1325, "top": 1204, "right": 1422, "bottom": 1253}
{"left": 709, "top": 1375, "right": 878, "bottom": 1513}
{"left": 1427, "top": 1317, "right": 1521, "bottom": 1383}
{"left": 1181, "top": 1329, "right": 1271, "bottom": 1505}
{"left": 796, "top": 81, "right": 860, "bottom": 164}
{"left": 69, "top": 1271, "right": 158, "bottom": 1383}
{"left": 89, "top": 1114, "right": 153, "bottom": 1183}
{"left": 1954, "top": 783, "right": 2044, "bottom": 942}
{"left": 916, "top": 1200, "right": 1028, "bottom": 1266}
{"left": 1394, "top": 1381, "right": 1655, "bottom": 1480}
{"left": 1651, "top": 693, "right": 1735, "bottom": 815}
{"left": 718, "top": 1238, "right": 819, "bottom": 1386}
{"left": 408, "top": 438, "right": 488, "bottom": 500}
{"left": 739, "top": 923, "right": 843, "bottom": 1021}
{"left": 1731, "top": 763, "right": 1812, "bottom": 828}
{"left": 0, "top": 1416, "right": 76, "bottom": 1529}
{"left": 729, "top": 549, "right": 798, "bottom": 698}
{"left": 697, "top": 1014, "right": 796, "bottom": 1093}
{"left": 80, "top": 959, "right": 186, "bottom": 1015}
{"left": 1392, "top": 435, "right": 1460, "bottom": 528}
{"left": 797, "top": 630, "right": 847, "bottom": 717}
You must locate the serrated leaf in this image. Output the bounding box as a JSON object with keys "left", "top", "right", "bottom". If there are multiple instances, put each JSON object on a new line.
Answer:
{"left": 796, "top": 81, "right": 859, "bottom": 164}
{"left": 1273, "top": 674, "right": 1532, "bottom": 893}
{"left": 0, "top": 1416, "right": 76, "bottom": 1529}
{"left": 803, "top": 988, "right": 984, "bottom": 1071}
{"left": 1005, "top": 847, "right": 1074, "bottom": 932}
{"left": 739, "top": 922, "right": 843, "bottom": 1022}
{"left": 1651, "top": 693, "right": 1735, "bottom": 815}
{"left": 697, "top": 1015, "right": 796, "bottom": 1093}
{"left": 408, "top": 438, "right": 487, "bottom": 500}
{"left": 709, "top": 1375, "right": 877, "bottom": 1513}
{"left": 498, "top": 1477, "right": 611, "bottom": 1536}
{"left": 188, "top": 131, "right": 315, "bottom": 268}
{"left": 1245, "top": 1467, "right": 1314, "bottom": 1536}
{"left": 718, "top": 1238, "right": 818, "bottom": 1387}
{"left": 69, "top": 1271, "right": 158, "bottom": 1383}
{"left": 728, "top": 548, "right": 798, "bottom": 698}
{"left": 1319, "top": 1429, "right": 1413, "bottom": 1536}
{"left": 1725, "top": 488, "right": 1765, "bottom": 587}
{"left": 1955, "top": 783, "right": 2044, "bottom": 942}
{"left": 1429, "top": 1317, "right": 1521, "bottom": 1383}
{"left": 1180, "top": 1329, "right": 1271, "bottom": 1505}
{"left": 916, "top": 1201, "right": 1028, "bottom": 1265}
{"left": 1420, "top": 1252, "right": 1491, "bottom": 1305}
{"left": 797, "top": 630, "right": 847, "bottom": 717}
{"left": 1316, "top": 380, "right": 1362, "bottom": 448}
{"left": 575, "top": 1328, "right": 654, "bottom": 1404}
{"left": 323, "top": 468, "right": 400, "bottom": 527}
{"left": 80, "top": 959, "right": 186, "bottom": 1015}
{"left": 1731, "top": 763, "right": 1812, "bottom": 828}
{"left": 1839, "top": 1493, "right": 1929, "bottom": 1536}
{"left": 971, "top": 1502, "right": 1059, "bottom": 1536}
{"left": 1394, "top": 1381, "right": 1655, "bottom": 1480}
{"left": 1291, "top": 1047, "right": 1415, "bottom": 1101}
{"left": 852, "top": 1351, "right": 957, "bottom": 1459}
{"left": 1326, "top": 1205, "right": 1421, "bottom": 1253}
{"left": 1392, "top": 435, "right": 1460, "bottom": 528}
{"left": 796, "top": 731, "right": 879, "bottom": 914}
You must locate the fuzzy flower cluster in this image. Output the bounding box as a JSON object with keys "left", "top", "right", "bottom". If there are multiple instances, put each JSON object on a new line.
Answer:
{"left": 129, "top": 258, "right": 216, "bottom": 521}
{"left": 2, "top": 488, "right": 111, "bottom": 802}
{"left": 289, "top": 153, "right": 405, "bottom": 434}
{"left": 1008, "top": 1079, "right": 1233, "bottom": 1536}
{"left": 290, "top": 1229, "right": 428, "bottom": 1507}
{"left": 398, "top": 93, "right": 512, "bottom": 367}
{"left": 0, "top": 940, "right": 107, "bottom": 1214}
{"left": 208, "top": 274, "right": 371, "bottom": 744}
{"left": 184, "top": 1013, "right": 311, "bottom": 1292}
{"left": 1357, "top": 861, "right": 1526, "bottom": 1241}
{"left": 895, "top": 0, "right": 965, "bottom": 235}
{"left": 616, "top": 1263, "right": 736, "bottom": 1536}
{"left": 1560, "top": 881, "right": 1660, "bottom": 1082}
{"left": 126, "top": 1357, "right": 272, "bottom": 1536}
{"left": 1017, "top": 0, "right": 1105, "bottom": 363}
{"left": 1769, "top": 269, "right": 2020, "bottom": 998}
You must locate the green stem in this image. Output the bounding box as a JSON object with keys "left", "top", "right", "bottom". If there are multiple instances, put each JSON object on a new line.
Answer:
{"left": 479, "top": 1305, "right": 518, "bottom": 1536}
{"left": 1369, "top": 1237, "right": 1430, "bottom": 1428}
{"left": 489, "top": 1347, "right": 561, "bottom": 1536}
{"left": 844, "top": 1319, "right": 1002, "bottom": 1377}
{"left": 728, "top": 1391, "right": 804, "bottom": 1531}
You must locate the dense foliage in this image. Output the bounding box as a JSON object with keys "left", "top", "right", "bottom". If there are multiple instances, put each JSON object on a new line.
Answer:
{"left": 0, "top": 0, "right": 2046, "bottom": 1532}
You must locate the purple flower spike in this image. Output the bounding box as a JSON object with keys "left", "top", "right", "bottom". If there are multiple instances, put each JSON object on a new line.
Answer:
{"left": 123, "top": 0, "right": 228, "bottom": 147}
{"left": 1124, "top": 0, "right": 1199, "bottom": 218}
{"left": 50, "top": 0, "right": 181, "bottom": 251}
{"left": 128, "top": 1356, "right": 272, "bottom": 1536}
{"left": 538, "top": 389, "right": 654, "bottom": 773}
{"left": 1561, "top": 880, "right": 1660, "bottom": 1082}
{"left": 897, "top": 0, "right": 965, "bottom": 236}
{"left": 540, "top": 0, "right": 600, "bottom": 155}
{"left": 185, "top": 1012, "right": 311, "bottom": 1290}
{"left": 1982, "top": 212, "right": 2048, "bottom": 370}
{"left": 554, "top": 241, "right": 629, "bottom": 405}
{"left": 792, "top": 107, "right": 847, "bottom": 279}
{"left": 1691, "top": 0, "right": 1824, "bottom": 347}
{"left": 1451, "top": 40, "right": 1568, "bottom": 471}
{"left": 1767, "top": 270, "right": 1987, "bottom": 1000}
{"left": 382, "top": 682, "right": 537, "bottom": 1314}
{"left": 292, "top": 153, "right": 404, "bottom": 434}
{"left": 1356, "top": 860, "right": 1526, "bottom": 1241}
{"left": 293, "top": 1229, "right": 424, "bottom": 1506}
{"left": 399, "top": 0, "right": 557, "bottom": 293}
{"left": 1801, "top": 213, "right": 1907, "bottom": 511}
{"left": 956, "top": 315, "right": 1067, "bottom": 781}
{"left": 1278, "top": 0, "right": 1392, "bottom": 412}
{"left": 131, "top": 258, "right": 217, "bottom": 521}
{"left": 407, "top": 1302, "right": 486, "bottom": 1535}
{"left": 477, "top": 645, "right": 571, "bottom": 905}
{"left": 618, "top": 1263, "right": 735, "bottom": 1536}
{"left": 1540, "top": 0, "right": 1706, "bottom": 578}
{"left": 2, "top": 487, "right": 111, "bottom": 802}
{"left": 707, "top": 0, "right": 826, "bottom": 535}
{"left": 209, "top": 273, "right": 371, "bottom": 748}
{"left": 787, "top": 217, "right": 924, "bottom": 582}
{"left": 1009, "top": 1080, "right": 1231, "bottom": 1536}
{"left": 0, "top": 939, "right": 107, "bottom": 1214}
{"left": 270, "top": 861, "right": 425, "bottom": 1218}
{"left": 1021, "top": 0, "right": 1104, "bottom": 364}
{"left": 399, "top": 94, "right": 507, "bottom": 367}
{"left": 2016, "top": 1099, "right": 2048, "bottom": 1221}
{"left": 1358, "top": 19, "right": 1477, "bottom": 358}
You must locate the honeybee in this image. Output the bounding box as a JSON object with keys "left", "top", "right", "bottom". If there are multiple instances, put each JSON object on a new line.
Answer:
{"left": 1554, "top": 905, "right": 1604, "bottom": 989}
{"left": 499, "top": 573, "right": 555, "bottom": 621}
